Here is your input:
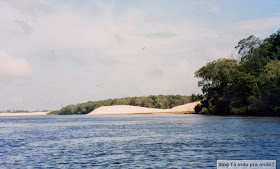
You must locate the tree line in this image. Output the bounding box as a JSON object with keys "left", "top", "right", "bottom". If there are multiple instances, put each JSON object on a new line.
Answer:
{"left": 50, "top": 95, "right": 198, "bottom": 115}
{"left": 194, "top": 30, "right": 280, "bottom": 116}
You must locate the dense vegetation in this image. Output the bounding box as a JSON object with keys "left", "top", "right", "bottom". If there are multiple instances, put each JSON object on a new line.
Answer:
{"left": 195, "top": 30, "right": 280, "bottom": 116}
{"left": 0, "top": 110, "right": 49, "bottom": 113}
{"left": 0, "top": 110, "right": 29, "bottom": 113}
{"left": 49, "top": 95, "right": 198, "bottom": 115}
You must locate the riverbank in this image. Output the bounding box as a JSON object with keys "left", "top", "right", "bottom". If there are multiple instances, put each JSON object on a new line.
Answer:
{"left": 0, "top": 101, "right": 200, "bottom": 117}
{"left": 0, "top": 112, "right": 49, "bottom": 117}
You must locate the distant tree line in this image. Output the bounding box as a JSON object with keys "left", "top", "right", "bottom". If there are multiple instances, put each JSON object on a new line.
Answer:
{"left": 195, "top": 30, "right": 280, "bottom": 116}
{"left": 50, "top": 95, "right": 199, "bottom": 115}
{"left": 0, "top": 110, "right": 50, "bottom": 113}
{"left": 0, "top": 110, "right": 30, "bottom": 113}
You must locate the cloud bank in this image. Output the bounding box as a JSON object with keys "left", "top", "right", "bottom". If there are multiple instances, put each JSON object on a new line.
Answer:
{"left": 0, "top": 50, "right": 32, "bottom": 78}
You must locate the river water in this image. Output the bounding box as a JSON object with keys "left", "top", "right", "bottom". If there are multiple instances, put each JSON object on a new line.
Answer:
{"left": 0, "top": 115, "right": 279, "bottom": 168}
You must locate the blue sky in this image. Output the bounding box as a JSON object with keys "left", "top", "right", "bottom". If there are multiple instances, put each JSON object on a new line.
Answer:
{"left": 0, "top": 0, "right": 280, "bottom": 110}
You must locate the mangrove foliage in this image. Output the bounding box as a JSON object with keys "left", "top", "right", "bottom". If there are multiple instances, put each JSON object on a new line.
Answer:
{"left": 195, "top": 30, "right": 280, "bottom": 116}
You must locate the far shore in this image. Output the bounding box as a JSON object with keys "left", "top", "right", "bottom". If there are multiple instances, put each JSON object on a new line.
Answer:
{"left": 0, "top": 112, "right": 50, "bottom": 117}
{"left": 0, "top": 101, "right": 200, "bottom": 117}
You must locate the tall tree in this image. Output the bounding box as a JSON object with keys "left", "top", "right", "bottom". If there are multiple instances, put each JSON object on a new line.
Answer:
{"left": 195, "top": 59, "right": 238, "bottom": 114}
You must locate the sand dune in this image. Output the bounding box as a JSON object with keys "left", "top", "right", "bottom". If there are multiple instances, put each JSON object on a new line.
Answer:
{"left": 170, "top": 101, "right": 200, "bottom": 112}
{"left": 87, "top": 101, "right": 200, "bottom": 115}
{"left": 0, "top": 112, "right": 49, "bottom": 117}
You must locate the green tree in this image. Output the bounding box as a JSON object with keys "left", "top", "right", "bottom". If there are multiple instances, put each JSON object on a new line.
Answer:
{"left": 235, "top": 35, "right": 262, "bottom": 61}
{"left": 195, "top": 59, "right": 238, "bottom": 114}
{"left": 195, "top": 29, "right": 280, "bottom": 116}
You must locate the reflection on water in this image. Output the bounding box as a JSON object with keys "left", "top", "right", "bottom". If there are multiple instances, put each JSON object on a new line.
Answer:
{"left": 0, "top": 115, "right": 279, "bottom": 168}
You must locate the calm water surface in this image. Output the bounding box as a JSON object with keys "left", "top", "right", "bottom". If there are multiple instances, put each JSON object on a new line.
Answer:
{"left": 0, "top": 115, "right": 279, "bottom": 168}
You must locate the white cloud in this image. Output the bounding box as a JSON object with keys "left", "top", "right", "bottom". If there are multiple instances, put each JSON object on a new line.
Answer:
{"left": 208, "top": 6, "right": 220, "bottom": 14}
{"left": 138, "top": 58, "right": 200, "bottom": 95}
{"left": 5, "top": 0, "right": 50, "bottom": 15}
{"left": 47, "top": 83, "right": 63, "bottom": 90}
{"left": 221, "top": 16, "right": 280, "bottom": 39}
{"left": 193, "top": 0, "right": 220, "bottom": 14}
{"left": 8, "top": 95, "right": 23, "bottom": 105}
{"left": 0, "top": 50, "right": 32, "bottom": 78}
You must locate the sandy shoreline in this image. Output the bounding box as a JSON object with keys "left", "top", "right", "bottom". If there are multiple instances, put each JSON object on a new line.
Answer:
{"left": 87, "top": 101, "right": 200, "bottom": 115}
{"left": 0, "top": 112, "right": 49, "bottom": 117}
{"left": 0, "top": 101, "right": 200, "bottom": 117}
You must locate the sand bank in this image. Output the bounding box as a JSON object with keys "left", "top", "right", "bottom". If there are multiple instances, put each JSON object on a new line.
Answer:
{"left": 0, "top": 112, "right": 49, "bottom": 117}
{"left": 87, "top": 101, "right": 200, "bottom": 115}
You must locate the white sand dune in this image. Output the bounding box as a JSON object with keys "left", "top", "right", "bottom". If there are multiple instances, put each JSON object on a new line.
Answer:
{"left": 170, "top": 101, "right": 200, "bottom": 112}
{"left": 0, "top": 112, "right": 49, "bottom": 117}
{"left": 87, "top": 101, "right": 200, "bottom": 115}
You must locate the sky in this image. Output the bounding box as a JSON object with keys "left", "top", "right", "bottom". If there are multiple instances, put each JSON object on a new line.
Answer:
{"left": 1, "top": 0, "right": 280, "bottom": 111}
